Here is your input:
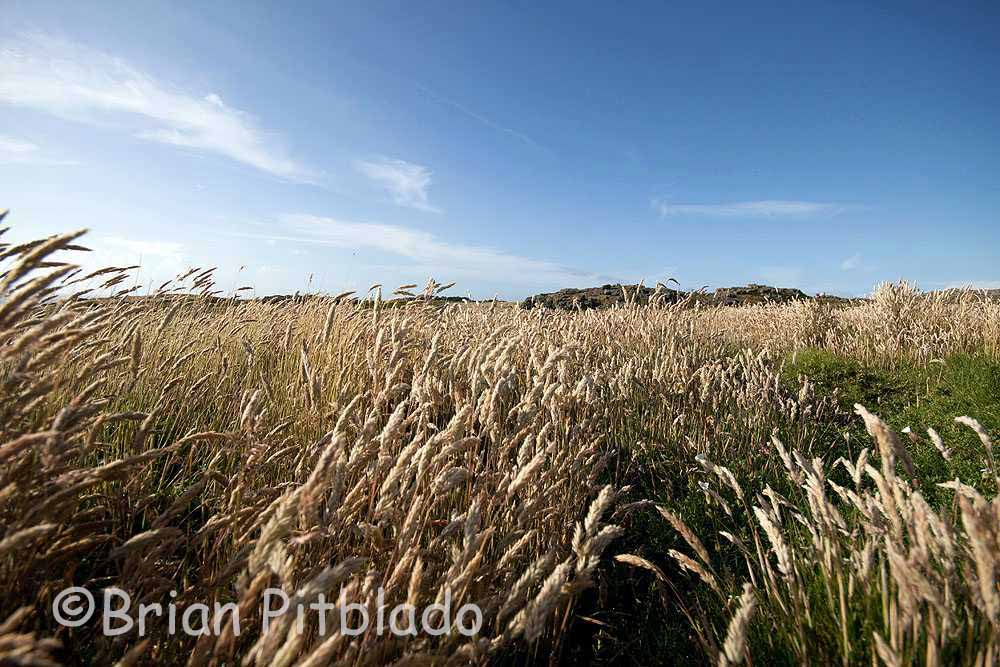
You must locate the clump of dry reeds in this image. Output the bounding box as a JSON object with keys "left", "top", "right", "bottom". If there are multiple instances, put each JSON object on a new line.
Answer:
{"left": 0, "top": 221, "right": 624, "bottom": 664}
{"left": 703, "top": 281, "right": 1000, "bottom": 365}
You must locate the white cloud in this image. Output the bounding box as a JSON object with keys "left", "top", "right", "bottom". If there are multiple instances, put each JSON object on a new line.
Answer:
{"left": 0, "top": 135, "right": 39, "bottom": 154}
{"left": 100, "top": 237, "right": 186, "bottom": 278}
{"left": 0, "top": 133, "right": 78, "bottom": 166}
{"left": 244, "top": 214, "right": 597, "bottom": 286}
{"left": 0, "top": 34, "right": 312, "bottom": 181}
{"left": 102, "top": 237, "right": 184, "bottom": 262}
{"left": 356, "top": 158, "right": 440, "bottom": 212}
{"left": 840, "top": 253, "right": 861, "bottom": 271}
{"left": 655, "top": 199, "right": 842, "bottom": 218}
{"left": 56, "top": 236, "right": 189, "bottom": 294}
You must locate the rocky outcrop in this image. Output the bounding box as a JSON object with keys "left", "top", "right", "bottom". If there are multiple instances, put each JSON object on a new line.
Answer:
{"left": 520, "top": 284, "right": 686, "bottom": 310}
{"left": 521, "top": 283, "right": 857, "bottom": 311}
{"left": 710, "top": 284, "right": 809, "bottom": 306}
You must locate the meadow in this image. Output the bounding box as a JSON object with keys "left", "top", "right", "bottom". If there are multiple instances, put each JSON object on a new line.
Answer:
{"left": 2, "top": 222, "right": 999, "bottom": 665}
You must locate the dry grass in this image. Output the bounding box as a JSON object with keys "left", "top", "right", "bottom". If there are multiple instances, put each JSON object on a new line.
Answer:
{"left": 1, "top": 221, "right": 999, "bottom": 665}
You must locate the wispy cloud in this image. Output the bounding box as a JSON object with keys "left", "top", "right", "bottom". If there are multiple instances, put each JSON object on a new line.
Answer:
{"left": 103, "top": 237, "right": 184, "bottom": 263}
{"left": 64, "top": 236, "right": 189, "bottom": 292}
{"left": 0, "top": 134, "right": 78, "bottom": 166}
{"left": 0, "top": 33, "right": 312, "bottom": 181}
{"left": 414, "top": 83, "right": 542, "bottom": 151}
{"left": 655, "top": 199, "right": 843, "bottom": 218}
{"left": 0, "top": 135, "right": 38, "bottom": 155}
{"left": 356, "top": 158, "right": 440, "bottom": 212}
{"left": 241, "top": 214, "right": 598, "bottom": 287}
{"left": 840, "top": 253, "right": 862, "bottom": 271}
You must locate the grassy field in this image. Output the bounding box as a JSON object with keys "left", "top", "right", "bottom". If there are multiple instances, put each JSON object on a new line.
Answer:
{"left": 2, "top": 227, "right": 999, "bottom": 666}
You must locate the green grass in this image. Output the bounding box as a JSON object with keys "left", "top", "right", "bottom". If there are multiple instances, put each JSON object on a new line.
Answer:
{"left": 784, "top": 349, "right": 1000, "bottom": 505}
{"left": 783, "top": 348, "right": 919, "bottom": 416}
{"left": 591, "top": 349, "right": 1000, "bottom": 665}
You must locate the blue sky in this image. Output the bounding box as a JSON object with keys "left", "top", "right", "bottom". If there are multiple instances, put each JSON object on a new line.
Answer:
{"left": 1, "top": 1, "right": 998, "bottom": 298}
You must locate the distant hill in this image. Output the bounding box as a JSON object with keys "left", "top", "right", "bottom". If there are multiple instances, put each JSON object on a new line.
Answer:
{"left": 520, "top": 283, "right": 859, "bottom": 310}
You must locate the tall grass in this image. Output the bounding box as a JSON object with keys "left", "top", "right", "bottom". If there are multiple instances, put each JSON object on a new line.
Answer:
{"left": 1, "top": 220, "right": 998, "bottom": 665}
{"left": 636, "top": 407, "right": 1000, "bottom": 665}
